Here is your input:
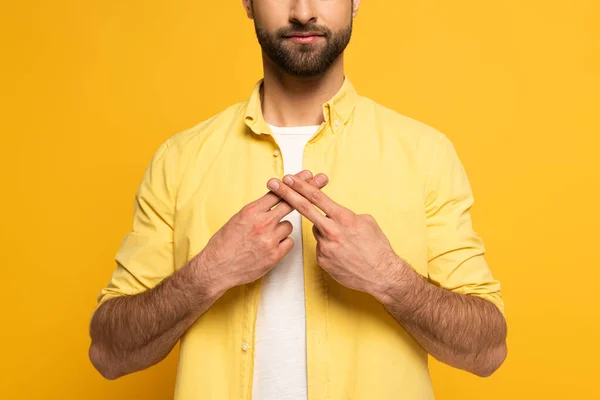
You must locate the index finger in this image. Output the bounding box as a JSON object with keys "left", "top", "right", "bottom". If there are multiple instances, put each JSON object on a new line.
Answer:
{"left": 269, "top": 173, "right": 329, "bottom": 221}
{"left": 267, "top": 177, "right": 331, "bottom": 229}
{"left": 255, "top": 170, "right": 313, "bottom": 211}
{"left": 281, "top": 174, "right": 346, "bottom": 220}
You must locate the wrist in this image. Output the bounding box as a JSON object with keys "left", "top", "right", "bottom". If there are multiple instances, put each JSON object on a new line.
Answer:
{"left": 376, "top": 255, "right": 415, "bottom": 310}
{"left": 187, "top": 251, "right": 227, "bottom": 304}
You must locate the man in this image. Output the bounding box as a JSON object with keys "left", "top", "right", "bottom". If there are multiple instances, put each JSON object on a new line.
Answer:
{"left": 89, "top": 0, "right": 508, "bottom": 399}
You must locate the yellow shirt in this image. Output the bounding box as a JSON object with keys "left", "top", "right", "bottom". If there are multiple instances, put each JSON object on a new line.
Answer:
{"left": 97, "top": 77, "right": 504, "bottom": 399}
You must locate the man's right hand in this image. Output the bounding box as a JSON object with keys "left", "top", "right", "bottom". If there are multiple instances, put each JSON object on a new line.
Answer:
{"left": 89, "top": 170, "right": 328, "bottom": 380}
{"left": 191, "top": 170, "right": 328, "bottom": 296}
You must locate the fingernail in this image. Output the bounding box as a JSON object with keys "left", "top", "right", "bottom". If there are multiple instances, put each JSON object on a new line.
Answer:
{"left": 315, "top": 174, "right": 327, "bottom": 185}
{"left": 268, "top": 179, "right": 280, "bottom": 190}
{"left": 283, "top": 175, "right": 294, "bottom": 186}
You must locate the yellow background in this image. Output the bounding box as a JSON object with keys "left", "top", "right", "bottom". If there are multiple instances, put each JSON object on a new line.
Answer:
{"left": 1, "top": 0, "right": 598, "bottom": 398}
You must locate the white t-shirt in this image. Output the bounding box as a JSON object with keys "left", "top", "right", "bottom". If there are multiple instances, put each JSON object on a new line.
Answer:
{"left": 251, "top": 124, "right": 320, "bottom": 400}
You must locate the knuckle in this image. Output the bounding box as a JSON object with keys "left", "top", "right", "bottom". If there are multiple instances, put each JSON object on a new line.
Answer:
{"left": 282, "top": 221, "right": 293, "bottom": 234}
{"left": 240, "top": 204, "right": 255, "bottom": 218}
{"left": 356, "top": 213, "right": 373, "bottom": 225}
{"left": 297, "top": 201, "right": 311, "bottom": 215}
{"left": 251, "top": 218, "right": 269, "bottom": 235}
{"left": 259, "top": 236, "right": 275, "bottom": 250}
{"left": 316, "top": 253, "right": 325, "bottom": 265}
{"left": 323, "top": 224, "right": 339, "bottom": 239}
{"left": 310, "top": 189, "right": 323, "bottom": 204}
{"left": 330, "top": 231, "right": 341, "bottom": 243}
{"left": 315, "top": 243, "right": 324, "bottom": 258}
{"left": 362, "top": 213, "right": 375, "bottom": 222}
{"left": 343, "top": 210, "right": 357, "bottom": 222}
{"left": 338, "top": 214, "right": 356, "bottom": 228}
{"left": 264, "top": 254, "right": 277, "bottom": 270}
{"left": 265, "top": 251, "right": 279, "bottom": 265}
{"left": 271, "top": 243, "right": 290, "bottom": 263}
{"left": 319, "top": 241, "right": 332, "bottom": 257}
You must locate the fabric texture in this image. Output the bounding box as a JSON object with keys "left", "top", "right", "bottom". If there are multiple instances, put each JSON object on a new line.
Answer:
{"left": 97, "top": 77, "right": 504, "bottom": 400}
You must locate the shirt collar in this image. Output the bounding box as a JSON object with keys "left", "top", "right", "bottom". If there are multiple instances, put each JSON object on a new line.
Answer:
{"left": 244, "top": 76, "right": 357, "bottom": 136}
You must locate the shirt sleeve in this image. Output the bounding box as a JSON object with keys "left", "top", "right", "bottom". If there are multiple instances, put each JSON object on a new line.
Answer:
{"left": 425, "top": 134, "right": 505, "bottom": 316}
{"left": 96, "top": 139, "right": 177, "bottom": 308}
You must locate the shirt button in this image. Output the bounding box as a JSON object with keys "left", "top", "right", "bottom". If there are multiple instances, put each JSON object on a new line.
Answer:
{"left": 273, "top": 150, "right": 280, "bottom": 157}
{"left": 334, "top": 119, "right": 340, "bottom": 127}
{"left": 242, "top": 343, "right": 250, "bottom": 351}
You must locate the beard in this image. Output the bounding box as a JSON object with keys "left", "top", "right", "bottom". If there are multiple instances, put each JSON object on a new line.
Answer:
{"left": 254, "top": 19, "right": 352, "bottom": 77}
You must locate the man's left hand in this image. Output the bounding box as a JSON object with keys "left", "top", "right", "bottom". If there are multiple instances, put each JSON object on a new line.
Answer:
{"left": 267, "top": 173, "right": 402, "bottom": 299}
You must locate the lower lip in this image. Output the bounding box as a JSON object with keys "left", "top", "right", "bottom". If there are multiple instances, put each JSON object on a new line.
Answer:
{"left": 288, "top": 36, "right": 322, "bottom": 44}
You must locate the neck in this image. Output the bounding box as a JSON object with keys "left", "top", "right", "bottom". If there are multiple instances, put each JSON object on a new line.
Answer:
{"left": 260, "top": 53, "right": 345, "bottom": 127}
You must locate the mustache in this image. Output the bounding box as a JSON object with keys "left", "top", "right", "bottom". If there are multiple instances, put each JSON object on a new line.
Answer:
{"left": 277, "top": 23, "right": 331, "bottom": 38}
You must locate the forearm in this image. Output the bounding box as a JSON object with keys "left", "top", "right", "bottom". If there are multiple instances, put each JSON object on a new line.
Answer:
{"left": 377, "top": 257, "right": 507, "bottom": 377}
{"left": 89, "top": 257, "right": 223, "bottom": 379}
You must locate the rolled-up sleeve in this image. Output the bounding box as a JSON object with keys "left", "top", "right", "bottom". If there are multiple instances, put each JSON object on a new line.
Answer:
{"left": 96, "top": 139, "right": 177, "bottom": 308}
{"left": 425, "top": 134, "right": 505, "bottom": 316}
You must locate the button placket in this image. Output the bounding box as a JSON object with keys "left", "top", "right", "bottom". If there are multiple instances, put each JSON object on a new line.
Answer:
{"left": 240, "top": 283, "right": 259, "bottom": 399}
{"left": 302, "top": 137, "right": 331, "bottom": 400}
